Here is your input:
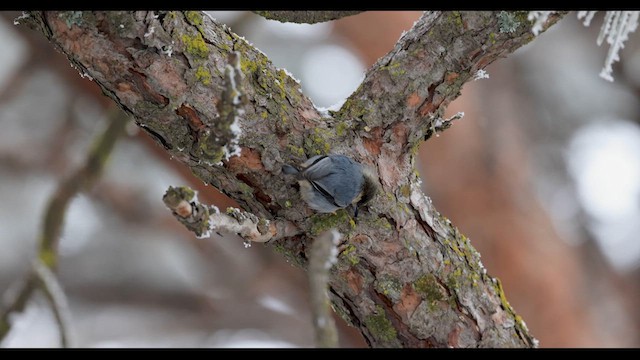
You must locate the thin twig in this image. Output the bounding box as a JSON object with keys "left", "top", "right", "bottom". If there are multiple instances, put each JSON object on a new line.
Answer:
{"left": 163, "top": 185, "right": 300, "bottom": 243}
{"left": 0, "top": 107, "right": 129, "bottom": 345}
{"left": 32, "top": 260, "right": 73, "bottom": 348}
{"left": 308, "top": 229, "right": 341, "bottom": 348}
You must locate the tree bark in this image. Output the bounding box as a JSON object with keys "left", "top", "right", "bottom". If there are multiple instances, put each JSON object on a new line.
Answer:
{"left": 253, "top": 11, "right": 363, "bottom": 24}
{"left": 21, "top": 11, "right": 564, "bottom": 347}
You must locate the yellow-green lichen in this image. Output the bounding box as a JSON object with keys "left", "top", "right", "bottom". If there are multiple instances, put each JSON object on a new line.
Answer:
{"left": 237, "top": 182, "right": 253, "bottom": 196}
{"left": 448, "top": 11, "right": 464, "bottom": 28}
{"left": 447, "top": 267, "right": 463, "bottom": 290}
{"left": 451, "top": 243, "right": 464, "bottom": 258}
{"left": 240, "top": 55, "right": 260, "bottom": 74}
{"left": 185, "top": 10, "right": 204, "bottom": 27}
{"left": 182, "top": 32, "right": 210, "bottom": 59}
{"left": 375, "top": 276, "right": 403, "bottom": 302}
{"left": 399, "top": 184, "right": 411, "bottom": 198}
{"left": 165, "top": 11, "right": 177, "bottom": 21}
{"left": 195, "top": 65, "right": 212, "bottom": 85}
{"left": 381, "top": 61, "right": 406, "bottom": 77}
{"left": 488, "top": 32, "right": 497, "bottom": 44}
{"left": 340, "top": 244, "right": 359, "bottom": 265}
{"left": 309, "top": 210, "right": 352, "bottom": 236}
{"left": 336, "top": 121, "right": 349, "bottom": 136}
{"left": 197, "top": 143, "right": 225, "bottom": 164}
{"left": 492, "top": 278, "right": 529, "bottom": 333}
{"left": 375, "top": 217, "right": 393, "bottom": 230}
{"left": 364, "top": 306, "right": 397, "bottom": 343}
{"left": 284, "top": 200, "right": 292, "bottom": 208}
{"left": 304, "top": 127, "right": 332, "bottom": 156}
{"left": 261, "top": 111, "right": 268, "bottom": 119}
{"left": 414, "top": 274, "right": 444, "bottom": 310}
{"left": 286, "top": 144, "right": 306, "bottom": 157}
{"left": 338, "top": 96, "right": 370, "bottom": 122}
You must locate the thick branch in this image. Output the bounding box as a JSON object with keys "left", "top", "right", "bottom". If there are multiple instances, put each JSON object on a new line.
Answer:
{"left": 253, "top": 11, "right": 363, "bottom": 24}
{"left": 20, "top": 11, "right": 567, "bottom": 347}
{"left": 338, "top": 11, "right": 564, "bottom": 147}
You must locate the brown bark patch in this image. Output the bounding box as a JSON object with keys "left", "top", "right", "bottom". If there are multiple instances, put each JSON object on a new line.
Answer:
{"left": 176, "top": 103, "right": 205, "bottom": 134}
{"left": 362, "top": 127, "right": 383, "bottom": 156}
{"left": 406, "top": 92, "right": 422, "bottom": 108}
{"left": 445, "top": 72, "right": 459, "bottom": 83}
{"left": 227, "top": 147, "right": 264, "bottom": 172}
{"left": 394, "top": 285, "right": 421, "bottom": 322}
{"left": 344, "top": 268, "right": 365, "bottom": 296}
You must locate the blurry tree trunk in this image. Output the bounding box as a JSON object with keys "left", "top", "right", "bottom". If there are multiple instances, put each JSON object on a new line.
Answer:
{"left": 21, "top": 11, "right": 564, "bottom": 347}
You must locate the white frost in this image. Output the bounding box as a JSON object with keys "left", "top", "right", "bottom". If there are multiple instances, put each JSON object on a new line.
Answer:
{"left": 315, "top": 98, "right": 347, "bottom": 118}
{"left": 594, "top": 11, "right": 639, "bottom": 82}
{"left": 577, "top": 11, "right": 597, "bottom": 27}
{"left": 473, "top": 69, "right": 490, "bottom": 81}
{"left": 13, "top": 12, "right": 30, "bottom": 25}
{"left": 570, "top": 11, "right": 639, "bottom": 81}
{"left": 144, "top": 26, "right": 155, "bottom": 38}
{"left": 528, "top": 11, "right": 556, "bottom": 36}
{"left": 325, "top": 229, "right": 341, "bottom": 270}
{"left": 280, "top": 67, "right": 301, "bottom": 84}
{"left": 161, "top": 46, "right": 173, "bottom": 58}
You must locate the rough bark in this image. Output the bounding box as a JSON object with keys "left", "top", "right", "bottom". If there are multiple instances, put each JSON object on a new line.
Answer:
{"left": 21, "top": 11, "right": 564, "bottom": 347}
{"left": 253, "top": 11, "right": 363, "bottom": 24}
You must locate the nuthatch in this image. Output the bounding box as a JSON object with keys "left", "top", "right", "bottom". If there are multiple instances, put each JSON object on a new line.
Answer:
{"left": 282, "top": 154, "right": 378, "bottom": 217}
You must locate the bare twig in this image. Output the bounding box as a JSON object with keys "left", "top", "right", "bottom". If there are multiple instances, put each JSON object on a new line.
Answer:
{"left": 39, "top": 107, "right": 129, "bottom": 268}
{"left": 308, "top": 229, "right": 341, "bottom": 348}
{"left": 32, "top": 260, "right": 73, "bottom": 348}
{"left": 163, "top": 185, "right": 300, "bottom": 243}
{"left": 0, "top": 107, "right": 129, "bottom": 345}
{"left": 253, "top": 11, "right": 363, "bottom": 24}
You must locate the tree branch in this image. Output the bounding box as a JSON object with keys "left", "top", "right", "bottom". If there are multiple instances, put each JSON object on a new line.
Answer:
{"left": 32, "top": 260, "right": 73, "bottom": 348}
{"left": 0, "top": 107, "right": 127, "bottom": 344}
{"left": 253, "top": 11, "right": 363, "bottom": 24}
{"left": 308, "top": 230, "right": 341, "bottom": 348}
{"left": 338, "top": 11, "right": 564, "bottom": 148}
{"left": 19, "top": 11, "right": 567, "bottom": 347}
{"left": 163, "top": 185, "right": 300, "bottom": 243}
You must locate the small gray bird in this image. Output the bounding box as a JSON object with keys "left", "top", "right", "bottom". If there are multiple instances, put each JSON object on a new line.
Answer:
{"left": 282, "top": 154, "right": 378, "bottom": 217}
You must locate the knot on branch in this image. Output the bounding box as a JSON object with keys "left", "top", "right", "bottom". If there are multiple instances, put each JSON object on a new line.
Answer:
{"left": 163, "top": 186, "right": 217, "bottom": 239}
{"left": 164, "top": 185, "right": 301, "bottom": 243}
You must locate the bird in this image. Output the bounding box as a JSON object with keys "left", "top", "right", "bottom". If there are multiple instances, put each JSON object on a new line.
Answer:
{"left": 282, "top": 154, "right": 378, "bottom": 217}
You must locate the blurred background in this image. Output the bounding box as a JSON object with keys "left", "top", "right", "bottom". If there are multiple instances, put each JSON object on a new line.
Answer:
{"left": 0, "top": 11, "right": 639, "bottom": 347}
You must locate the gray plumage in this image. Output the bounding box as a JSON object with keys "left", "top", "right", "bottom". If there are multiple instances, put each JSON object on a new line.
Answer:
{"left": 282, "top": 154, "right": 376, "bottom": 215}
